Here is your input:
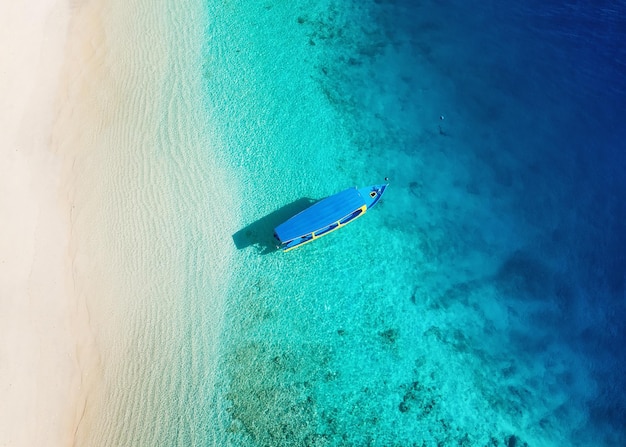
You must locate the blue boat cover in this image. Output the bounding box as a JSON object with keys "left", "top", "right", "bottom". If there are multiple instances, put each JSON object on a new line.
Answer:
{"left": 274, "top": 188, "right": 365, "bottom": 242}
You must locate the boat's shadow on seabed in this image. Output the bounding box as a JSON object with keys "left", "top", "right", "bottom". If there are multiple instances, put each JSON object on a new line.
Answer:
{"left": 232, "top": 198, "right": 316, "bottom": 254}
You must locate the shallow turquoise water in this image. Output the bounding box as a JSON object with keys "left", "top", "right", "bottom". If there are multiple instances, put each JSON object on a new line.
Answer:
{"left": 198, "top": 0, "right": 626, "bottom": 446}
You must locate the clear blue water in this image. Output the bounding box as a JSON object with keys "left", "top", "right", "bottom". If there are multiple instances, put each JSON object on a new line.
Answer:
{"left": 200, "top": 0, "right": 626, "bottom": 445}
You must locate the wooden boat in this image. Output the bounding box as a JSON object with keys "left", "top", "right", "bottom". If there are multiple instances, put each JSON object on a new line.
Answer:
{"left": 273, "top": 184, "right": 388, "bottom": 252}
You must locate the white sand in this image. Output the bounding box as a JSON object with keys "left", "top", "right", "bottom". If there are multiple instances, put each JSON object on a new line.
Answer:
{"left": 2, "top": 0, "right": 240, "bottom": 443}
{"left": 0, "top": 2, "right": 97, "bottom": 446}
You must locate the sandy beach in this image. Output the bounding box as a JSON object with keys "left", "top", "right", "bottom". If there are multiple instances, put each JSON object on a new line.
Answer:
{"left": 0, "top": 0, "right": 240, "bottom": 443}
{"left": 0, "top": 2, "right": 96, "bottom": 445}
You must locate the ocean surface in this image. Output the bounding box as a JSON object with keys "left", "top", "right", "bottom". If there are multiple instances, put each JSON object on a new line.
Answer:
{"left": 82, "top": 0, "right": 626, "bottom": 445}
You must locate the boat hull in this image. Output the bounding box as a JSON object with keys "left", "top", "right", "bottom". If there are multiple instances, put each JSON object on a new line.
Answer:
{"left": 274, "top": 184, "right": 388, "bottom": 252}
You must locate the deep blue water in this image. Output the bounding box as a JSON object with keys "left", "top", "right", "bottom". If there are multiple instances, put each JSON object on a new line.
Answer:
{"left": 384, "top": 0, "right": 626, "bottom": 428}
{"left": 346, "top": 0, "right": 626, "bottom": 440}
